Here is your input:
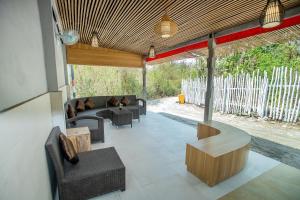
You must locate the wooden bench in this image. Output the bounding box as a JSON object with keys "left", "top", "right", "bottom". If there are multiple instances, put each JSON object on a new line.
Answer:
{"left": 185, "top": 121, "right": 251, "bottom": 186}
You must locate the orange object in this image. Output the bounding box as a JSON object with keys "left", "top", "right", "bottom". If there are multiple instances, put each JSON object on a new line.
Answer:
{"left": 179, "top": 93, "right": 185, "bottom": 104}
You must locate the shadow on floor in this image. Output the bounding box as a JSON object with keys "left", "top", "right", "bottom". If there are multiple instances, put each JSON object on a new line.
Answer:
{"left": 159, "top": 112, "right": 300, "bottom": 169}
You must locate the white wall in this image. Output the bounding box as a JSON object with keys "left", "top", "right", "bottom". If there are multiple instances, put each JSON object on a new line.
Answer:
{"left": 0, "top": 0, "right": 69, "bottom": 199}
{"left": 0, "top": 0, "right": 48, "bottom": 111}
{"left": 0, "top": 94, "right": 53, "bottom": 200}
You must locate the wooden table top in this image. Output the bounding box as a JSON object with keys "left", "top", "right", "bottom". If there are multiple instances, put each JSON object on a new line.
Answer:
{"left": 188, "top": 121, "right": 251, "bottom": 157}
{"left": 66, "top": 127, "right": 90, "bottom": 136}
{"left": 219, "top": 164, "right": 300, "bottom": 200}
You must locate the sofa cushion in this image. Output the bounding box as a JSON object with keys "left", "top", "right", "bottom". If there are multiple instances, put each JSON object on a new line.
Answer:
{"left": 85, "top": 98, "right": 96, "bottom": 109}
{"left": 59, "top": 133, "right": 79, "bottom": 164}
{"left": 76, "top": 100, "right": 85, "bottom": 112}
{"left": 121, "top": 96, "right": 130, "bottom": 106}
{"left": 108, "top": 97, "right": 119, "bottom": 107}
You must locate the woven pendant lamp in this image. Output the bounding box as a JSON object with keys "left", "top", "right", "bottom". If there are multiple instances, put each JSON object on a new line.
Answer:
{"left": 154, "top": 12, "right": 178, "bottom": 38}
{"left": 260, "top": 0, "right": 284, "bottom": 28}
{"left": 91, "top": 32, "right": 99, "bottom": 47}
{"left": 148, "top": 45, "right": 156, "bottom": 58}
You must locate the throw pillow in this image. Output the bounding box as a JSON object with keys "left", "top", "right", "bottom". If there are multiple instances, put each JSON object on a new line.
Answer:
{"left": 85, "top": 98, "right": 95, "bottom": 109}
{"left": 108, "top": 97, "right": 119, "bottom": 107}
{"left": 121, "top": 96, "right": 130, "bottom": 106}
{"left": 66, "top": 104, "right": 77, "bottom": 125}
{"left": 59, "top": 133, "right": 79, "bottom": 164}
{"left": 67, "top": 104, "right": 76, "bottom": 119}
{"left": 76, "top": 100, "right": 85, "bottom": 112}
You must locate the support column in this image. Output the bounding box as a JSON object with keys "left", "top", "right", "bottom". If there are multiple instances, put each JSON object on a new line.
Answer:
{"left": 142, "top": 63, "right": 147, "bottom": 99}
{"left": 204, "top": 33, "right": 216, "bottom": 122}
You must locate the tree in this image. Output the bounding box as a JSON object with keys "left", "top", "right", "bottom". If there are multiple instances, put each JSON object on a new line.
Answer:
{"left": 73, "top": 40, "right": 300, "bottom": 99}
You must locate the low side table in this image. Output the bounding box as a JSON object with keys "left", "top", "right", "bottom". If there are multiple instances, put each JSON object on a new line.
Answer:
{"left": 66, "top": 127, "right": 91, "bottom": 153}
{"left": 109, "top": 108, "right": 133, "bottom": 128}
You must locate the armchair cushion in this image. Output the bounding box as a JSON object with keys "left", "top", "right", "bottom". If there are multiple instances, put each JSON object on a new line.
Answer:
{"left": 59, "top": 133, "right": 79, "bottom": 164}
{"left": 63, "top": 147, "right": 124, "bottom": 181}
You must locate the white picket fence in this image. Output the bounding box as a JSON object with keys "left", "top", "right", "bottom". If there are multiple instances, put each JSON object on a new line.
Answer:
{"left": 182, "top": 67, "right": 300, "bottom": 123}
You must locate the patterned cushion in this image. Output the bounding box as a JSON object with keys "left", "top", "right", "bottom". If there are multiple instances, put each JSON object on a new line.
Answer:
{"left": 121, "top": 96, "right": 130, "bottom": 106}
{"left": 76, "top": 100, "right": 85, "bottom": 112}
{"left": 59, "top": 133, "right": 79, "bottom": 164}
{"left": 108, "top": 97, "right": 119, "bottom": 107}
{"left": 85, "top": 98, "right": 96, "bottom": 109}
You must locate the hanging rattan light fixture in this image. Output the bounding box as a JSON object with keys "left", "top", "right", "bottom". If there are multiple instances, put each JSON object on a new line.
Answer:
{"left": 91, "top": 31, "right": 99, "bottom": 47}
{"left": 154, "top": 11, "right": 178, "bottom": 38}
{"left": 260, "top": 0, "right": 284, "bottom": 29}
{"left": 148, "top": 45, "right": 156, "bottom": 58}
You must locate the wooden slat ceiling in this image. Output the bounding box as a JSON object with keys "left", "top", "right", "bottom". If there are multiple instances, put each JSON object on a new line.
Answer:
{"left": 55, "top": 0, "right": 300, "bottom": 56}
{"left": 148, "top": 24, "right": 300, "bottom": 64}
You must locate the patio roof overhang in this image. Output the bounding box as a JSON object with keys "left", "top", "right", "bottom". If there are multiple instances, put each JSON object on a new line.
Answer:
{"left": 147, "top": 8, "right": 300, "bottom": 64}
{"left": 55, "top": 0, "right": 300, "bottom": 65}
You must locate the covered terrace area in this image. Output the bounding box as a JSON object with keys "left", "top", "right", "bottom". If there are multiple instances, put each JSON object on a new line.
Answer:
{"left": 1, "top": 0, "right": 300, "bottom": 200}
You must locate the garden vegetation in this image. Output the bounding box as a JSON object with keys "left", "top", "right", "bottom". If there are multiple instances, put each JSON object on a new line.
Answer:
{"left": 74, "top": 41, "right": 300, "bottom": 99}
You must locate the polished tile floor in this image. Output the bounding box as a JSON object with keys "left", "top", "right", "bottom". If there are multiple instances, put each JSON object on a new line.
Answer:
{"left": 92, "top": 112, "right": 280, "bottom": 200}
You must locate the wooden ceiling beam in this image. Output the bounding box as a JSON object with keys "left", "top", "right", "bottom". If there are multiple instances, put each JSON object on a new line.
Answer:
{"left": 66, "top": 43, "right": 144, "bottom": 68}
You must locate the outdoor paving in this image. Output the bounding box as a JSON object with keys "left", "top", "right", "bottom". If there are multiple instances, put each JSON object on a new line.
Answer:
{"left": 148, "top": 97, "right": 300, "bottom": 150}
{"left": 91, "top": 112, "right": 280, "bottom": 200}
{"left": 160, "top": 112, "right": 300, "bottom": 169}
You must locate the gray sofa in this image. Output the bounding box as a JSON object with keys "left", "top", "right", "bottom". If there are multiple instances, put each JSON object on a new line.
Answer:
{"left": 65, "top": 95, "right": 146, "bottom": 142}
{"left": 45, "top": 127, "right": 125, "bottom": 200}
{"left": 68, "top": 95, "right": 146, "bottom": 116}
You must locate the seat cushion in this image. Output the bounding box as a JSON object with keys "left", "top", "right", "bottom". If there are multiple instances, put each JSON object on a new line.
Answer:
{"left": 63, "top": 147, "right": 124, "bottom": 181}
{"left": 125, "top": 105, "right": 138, "bottom": 109}
{"left": 76, "top": 108, "right": 103, "bottom": 116}
{"left": 69, "top": 108, "right": 106, "bottom": 130}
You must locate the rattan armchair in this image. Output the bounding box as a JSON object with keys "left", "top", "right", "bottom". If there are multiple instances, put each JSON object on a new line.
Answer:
{"left": 136, "top": 98, "right": 146, "bottom": 115}
{"left": 45, "top": 127, "right": 125, "bottom": 200}
{"left": 67, "top": 115, "right": 104, "bottom": 143}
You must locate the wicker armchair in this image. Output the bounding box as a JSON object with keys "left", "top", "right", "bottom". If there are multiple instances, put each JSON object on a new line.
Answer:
{"left": 136, "top": 98, "right": 146, "bottom": 115}
{"left": 67, "top": 115, "right": 104, "bottom": 143}
{"left": 45, "top": 127, "right": 126, "bottom": 200}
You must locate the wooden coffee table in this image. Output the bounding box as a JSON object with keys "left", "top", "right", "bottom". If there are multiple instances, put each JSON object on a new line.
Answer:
{"left": 66, "top": 127, "right": 91, "bottom": 153}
